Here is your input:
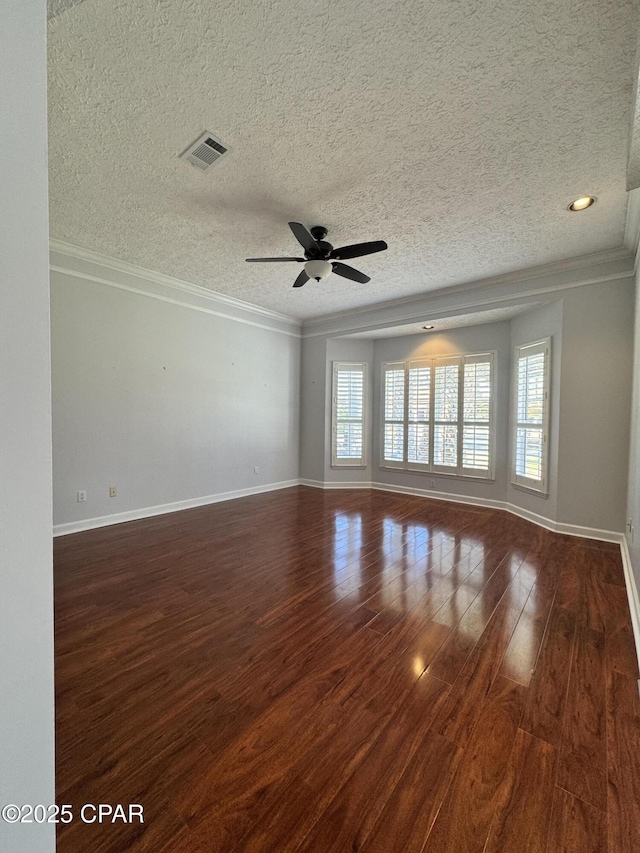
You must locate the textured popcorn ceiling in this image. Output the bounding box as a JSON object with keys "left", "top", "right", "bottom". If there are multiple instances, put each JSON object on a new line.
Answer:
{"left": 47, "top": 0, "right": 637, "bottom": 321}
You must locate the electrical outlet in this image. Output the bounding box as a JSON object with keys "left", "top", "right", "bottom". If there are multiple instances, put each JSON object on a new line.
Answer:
{"left": 77, "top": 490, "right": 86, "bottom": 503}
{"left": 430, "top": 480, "right": 435, "bottom": 489}
{"left": 254, "top": 466, "right": 259, "bottom": 475}
{"left": 109, "top": 486, "right": 117, "bottom": 498}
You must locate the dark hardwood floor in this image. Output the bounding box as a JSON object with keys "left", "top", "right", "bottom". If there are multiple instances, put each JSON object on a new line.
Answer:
{"left": 54, "top": 486, "right": 640, "bottom": 852}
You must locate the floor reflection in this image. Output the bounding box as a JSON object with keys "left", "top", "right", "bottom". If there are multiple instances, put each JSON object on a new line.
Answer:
{"left": 332, "top": 506, "right": 489, "bottom": 620}
{"left": 332, "top": 512, "right": 363, "bottom": 595}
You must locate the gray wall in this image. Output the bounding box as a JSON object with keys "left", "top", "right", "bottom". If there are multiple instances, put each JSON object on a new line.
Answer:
{"left": 0, "top": 2, "right": 55, "bottom": 851}
{"left": 557, "top": 280, "right": 634, "bottom": 532}
{"left": 626, "top": 269, "right": 640, "bottom": 595}
{"left": 299, "top": 336, "right": 327, "bottom": 482}
{"left": 373, "top": 322, "right": 512, "bottom": 503}
{"left": 51, "top": 270, "right": 300, "bottom": 526}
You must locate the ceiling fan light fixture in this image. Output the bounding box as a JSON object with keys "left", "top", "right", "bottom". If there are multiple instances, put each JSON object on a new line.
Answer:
{"left": 568, "top": 196, "right": 596, "bottom": 211}
{"left": 305, "top": 259, "right": 332, "bottom": 281}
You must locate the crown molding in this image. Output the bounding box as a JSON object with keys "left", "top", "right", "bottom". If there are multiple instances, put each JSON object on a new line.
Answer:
{"left": 301, "top": 245, "right": 634, "bottom": 338}
{"left": 49, "top": 239, "right": 300, "bottom": 332}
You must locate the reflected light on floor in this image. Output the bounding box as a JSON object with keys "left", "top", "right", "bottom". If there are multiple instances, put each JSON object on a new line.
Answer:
{"left": 413, "top": 656, "right": 425, "bottom": 677}
{"left": 333, "top": 512, "right": 363, "bottom": 594}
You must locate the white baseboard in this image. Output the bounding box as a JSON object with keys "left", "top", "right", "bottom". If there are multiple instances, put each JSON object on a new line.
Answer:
{"left": 369, "top": 481, "right": 623, "bottom": 544}
{"left": 503, "top": 503, "right": 623, "bottom": 544}
{"left": 299, "top": 478, "right": 372, "bottom": 490}
{"left": 53, "top": 479, "right": 300, "bottom": 537}
{"left": 371, "top": 481, "right": 505, "bottom": 511}
{"left": 620, "top": 537, "right": 640, "bottom": 667}
{"left": 299, "top": 478, "right": 324, "bottom": 489}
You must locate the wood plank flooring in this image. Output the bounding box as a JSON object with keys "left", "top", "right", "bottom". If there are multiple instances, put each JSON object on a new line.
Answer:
{"left": 54, "top": 486, "right": 640, "bottom": 852}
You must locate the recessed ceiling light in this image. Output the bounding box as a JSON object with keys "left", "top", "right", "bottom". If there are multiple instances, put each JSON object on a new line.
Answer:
{"left": 568, "top": 196, "right": 596, "bottom": 211}
{"left": 423, "top": 325, "right": 434, "bottom": 330}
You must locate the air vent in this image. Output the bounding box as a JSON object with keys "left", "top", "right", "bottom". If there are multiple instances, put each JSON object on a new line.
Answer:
{"left": 179, "top": 131, "right": 230, "bottom": 171}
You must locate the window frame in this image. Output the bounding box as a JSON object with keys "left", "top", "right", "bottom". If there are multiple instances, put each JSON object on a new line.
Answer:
{"left": 381, "top": 351, "right": 496, "bottom": 480}
{"left": 512, "top": 338, "right": 551, "bottom": 494}
{"left": 331, "top": 361, "right": 367, "bottom": 468}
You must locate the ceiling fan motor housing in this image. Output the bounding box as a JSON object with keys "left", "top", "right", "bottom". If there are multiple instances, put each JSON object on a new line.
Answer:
{"left": 306, "top": 240, "right": 333, "bottom": 259}
{"left": 309, "top": 226, "right": 328, "bottom": 241}
{"left": 305, "top": 227, "right": 333, "bottom": 260}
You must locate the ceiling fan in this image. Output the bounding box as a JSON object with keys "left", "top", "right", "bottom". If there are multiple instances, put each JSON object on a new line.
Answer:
{"left": 246, "top": 222, "right": 388, "bottom": 288}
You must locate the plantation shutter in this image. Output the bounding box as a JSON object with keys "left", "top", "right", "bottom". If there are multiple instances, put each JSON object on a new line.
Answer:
{"left": 462, "top": 354, "right": 493, "bottom": 475}
{"left": 332, "top": 363, "right": 366, "bottom": 467}
{"left": 407, "top": 362, "right": 431, "bottom": 465}
{"left": 381, "top": 351, "right": 494, "bottom": 479}
{"left": 383, "top": 363, "right": 405, "bottom": 465}
{"left": 513, "top": 340, "right": 550, "bottom": 491}
{"left": 433, "top": 357, "right": 460, "bottom": 471}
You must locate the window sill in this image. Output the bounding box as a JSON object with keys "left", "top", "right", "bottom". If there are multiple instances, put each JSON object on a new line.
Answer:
{"left": 511, "top": 482, "right": 549, "bottom": 498}
{"left": 331, "top": 463, "right": 368, "bottom": 470}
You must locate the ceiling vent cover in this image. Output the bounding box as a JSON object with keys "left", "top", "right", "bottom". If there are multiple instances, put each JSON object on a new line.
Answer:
{"left": 179, "top": 131, "right": 229, "bottom": 171}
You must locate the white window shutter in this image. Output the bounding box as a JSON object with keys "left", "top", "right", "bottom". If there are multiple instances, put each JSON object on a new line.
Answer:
{"left": 332, "top": 363, "right": 366, "bottom": 467}
{"left": 408, "top": 363, "right": 431, "bottom": 465}
{"left": 381, "top": 352, "right": 494, "bottom": 480}
{"left": 383, "top": 364, "right": 406, "bottom": 464}
{"left": 461, "top": 354, "right": 493, "bottom": 476}
{"left": 513, "top": 340, "right": 550, "bottom": 492}
{"left": 433, "top": 357, "right": 460, "bottom": 470}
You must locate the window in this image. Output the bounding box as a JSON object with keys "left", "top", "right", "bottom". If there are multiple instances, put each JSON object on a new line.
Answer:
{"left": 433, "top": 358, "right": 459, "bottom": 470}
{"left": 383, "top": 364, "right": 405, "bottom": 463}
{"left": 513, "top": 339, "right": 550, "bottom": 493}
{"left": 408, "top": 363, "right": 430, "bottom": 465}
{"left": 382, "top": 352, "right": 495, "bottom": 479}
{"left": 463, "top": 356, "right": 492, "bottom": 472}
{"left": 332, "top": 362, "right": 366, "bottom": 467}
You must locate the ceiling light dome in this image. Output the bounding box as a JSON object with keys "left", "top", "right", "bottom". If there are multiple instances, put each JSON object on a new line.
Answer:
{"left": 568, "top": 196, "right": 596, "bottom": 211}
{"left": 305, "top": 260, "right": 332, "bottom": 281}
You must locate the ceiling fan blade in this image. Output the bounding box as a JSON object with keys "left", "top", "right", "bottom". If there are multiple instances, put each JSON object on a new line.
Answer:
{"left": 246, "top": 257, "right": 304, "bottom": 262}
{"left": 293, "top": 269, "right": 310, "bottom": 288}
{"left": 332, "top": 262, "right": 371, "bottom": 284}
{"left": 289, "top": 222, "right": 319, "bottom": 253}
{"left": 330, "top": 240, "right": 388, "bottom": 261}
